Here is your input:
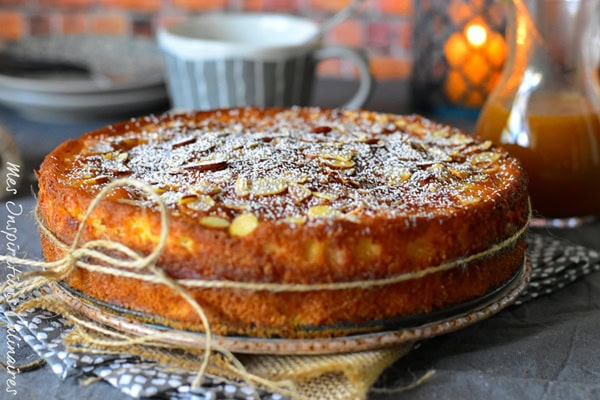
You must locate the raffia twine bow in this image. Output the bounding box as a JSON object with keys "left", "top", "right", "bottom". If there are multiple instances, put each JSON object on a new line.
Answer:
{"left": 0, "top": 179, "right": 299, "bottom": 398}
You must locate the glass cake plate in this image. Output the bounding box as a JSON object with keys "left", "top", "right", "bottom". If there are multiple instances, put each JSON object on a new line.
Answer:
{"left": 50, "top": 255, "right": 531, "bottom": 355}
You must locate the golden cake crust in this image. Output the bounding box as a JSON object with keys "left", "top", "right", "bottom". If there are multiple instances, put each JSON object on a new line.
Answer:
{"left": 37, "top": 107, "right": 529, "bottom": 338}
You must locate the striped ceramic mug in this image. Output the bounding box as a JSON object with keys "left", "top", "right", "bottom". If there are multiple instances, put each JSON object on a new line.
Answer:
{"left": 157, "top": 13, "right": 373, "bottom": 110}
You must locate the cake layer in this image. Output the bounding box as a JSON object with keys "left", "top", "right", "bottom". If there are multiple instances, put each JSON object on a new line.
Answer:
{"left": 37, "top": 107, "right": 529, "bottom": 338}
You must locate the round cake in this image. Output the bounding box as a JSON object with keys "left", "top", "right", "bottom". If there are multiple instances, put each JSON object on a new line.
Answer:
{"left": 37, "top": 107, "right": 529, "bottom": 338}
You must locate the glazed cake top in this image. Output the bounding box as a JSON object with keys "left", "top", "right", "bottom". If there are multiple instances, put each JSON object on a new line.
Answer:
{"left": 56, "top": 107, "right": 523, "bottom": 224}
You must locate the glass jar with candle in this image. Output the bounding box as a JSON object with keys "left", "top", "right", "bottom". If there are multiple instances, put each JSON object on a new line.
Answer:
{"left": 411, "top": 0, "right": 507, "bottom": 115}
{"left": 475, "top": 0, "right": 600, "bottom": 227}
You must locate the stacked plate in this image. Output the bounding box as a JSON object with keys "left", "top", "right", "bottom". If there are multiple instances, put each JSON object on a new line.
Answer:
{"left": 0, "top": 35, "right": 169, "bottom": 122}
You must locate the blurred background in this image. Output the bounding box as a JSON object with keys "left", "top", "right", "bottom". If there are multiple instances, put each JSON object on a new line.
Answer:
{"left": 0, "top": 0, "right": 511, "bottom": 116}
{"left": 0, "top": 0, "right": 478, "bottom": 83}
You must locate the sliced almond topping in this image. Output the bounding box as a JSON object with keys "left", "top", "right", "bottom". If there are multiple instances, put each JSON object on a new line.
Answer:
{"left": 182, "top": 159, "right": 228, "bottom": 172}
{"left": 345, "top": 204, "right": 367, "bottom": 216}
{"left": 307, "top": 205, "right": 341, "bottom": 218}
{"left": 319, "top": 150, "right": 353, "bottom": 162}
{"left": 483, "top": 166, "right": 500, "bottom": 174}
{"left": 449, "top": 167, "right": 469, "bottom": 179}
{"left": 109, "top": 169, "right": 132, "bottom": 177}
{"left": 199, "top": 216, "right": 230, "bottom": 229}
{"left": 382, "top": 122, "right": 399, "bottom": 134}
{"left": 185, "top": 195, "right": 215, "bottom": 211}
{"left": 288, "top": 183, "right": 312, "bottom": 203}
{"left": 178, "top": 193, "right": 199, "bottom": 205}
{"left": 395, "top": 119, "right": 407, "bottom": 128}
{"left": 470, "top": 151, "right": 501, "bottom": 165}
{"left": 449, "top": 133, "right": 473, "bottom": 145}
{"left": 384, "top": 166, "right": 412, "bottom": 185}
{"left": 480, "top": 140, "right": 493, "bottom": 150}
{"left": 431, "top": 129, "right": 449, "bottom": 138}
{"left": 86, "top": 175, "right": 110, "bottom": 185}
{"left": 460, "top": 195, "right": 481, "bottom": 206}
{"left": 428, "top": 147, "right": 452, "bottom": 162}
{"left": 361, "top": 137, "right": 380, "bottom": 144}
{"left": 283, "top": 216, "right": 307, "bottom": 225}
{"left": 223, "top": 202, "right": 251, "bottom": 211}
{"left": 251, "top": 178, "right": 287, "bottom": 196}
{"left": 172, "top": 136, "right": 197, "bottom": 149}
{"left": 310, "top": 126, "right": 332, "bottom": 134}
{"left": 229, "top": 213, "right": 259, "bottom": 237}
{"left": 117, "top": 138, "right": 143, "bottom": 151}
{"left": 320, "top": 159, "right": 355, "bottom": 169}
{"left": 194, "top": 181, "right": 221, "bottom": 195}
{"left": 409, "top": 140, "right": 429, "bottom": 153}
{"left": 341, "top": 177, "right": 361, "bottom": 188}
{"left": 375, "top": 113, "right": 390, "bottom": 123}
{"left": 281, "top": 172, "right": 309, "bottom": 183}
{"left": 407, "top": 123, "right": 428, "bottom": 136}
{"left": 313, "top": 192, "right": 337, "bottom": 201}
{"left": 234, "top": 177, "right": 250, "bottom": 197}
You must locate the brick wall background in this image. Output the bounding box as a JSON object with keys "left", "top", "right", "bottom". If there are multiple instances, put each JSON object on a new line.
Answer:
{"left": 0, "top": 0, "right": 413, "bottom": 80}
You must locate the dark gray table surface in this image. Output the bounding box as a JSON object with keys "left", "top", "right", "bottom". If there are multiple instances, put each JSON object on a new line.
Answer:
{"left": 1, "top": 79, "right": 600, "bottom": 400}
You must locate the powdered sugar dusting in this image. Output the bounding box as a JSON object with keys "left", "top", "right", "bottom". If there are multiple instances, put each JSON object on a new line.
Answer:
{"left": 63, "top": 107, "right": 519, "bottom": 223}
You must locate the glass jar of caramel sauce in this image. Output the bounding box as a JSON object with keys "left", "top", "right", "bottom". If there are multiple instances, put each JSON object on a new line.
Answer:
{"left": 475, "top": 0, "right": 600, "bottom": 226}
